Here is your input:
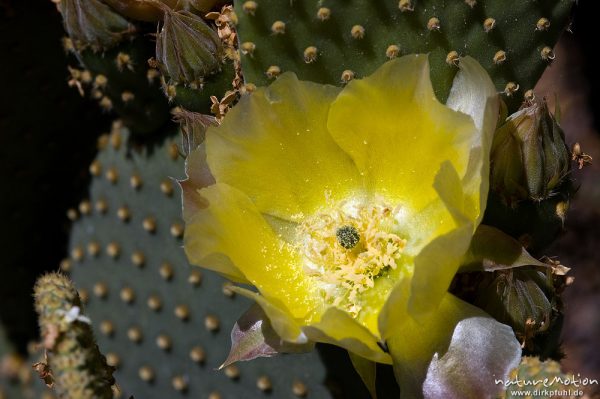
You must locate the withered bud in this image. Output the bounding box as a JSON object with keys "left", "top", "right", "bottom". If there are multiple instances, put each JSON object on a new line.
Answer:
{"left": 173, "top": 109, "right": 218, "bottom": 156}
{"left": 156, "top": 6, "right": 223, "bottom": 86}
{"left": 57, "top": 0, "right": 133, "bottom": 51}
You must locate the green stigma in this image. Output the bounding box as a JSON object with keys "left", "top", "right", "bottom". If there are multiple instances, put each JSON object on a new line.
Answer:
{"left": 336, "top": 225, "right": 360, "bottom": 249}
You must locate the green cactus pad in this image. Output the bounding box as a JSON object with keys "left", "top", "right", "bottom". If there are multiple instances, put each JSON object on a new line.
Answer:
{"left": 63, "top": 125, "right": 336, "bottom": 399}
{"left": 70, "top": 37, "right": 171, "bottom": 135}
{"left": 235, "top": 0, "right": 573, "bottom": 110}
{"left": 166, "top": 62, "right": 237, "bottom": 113}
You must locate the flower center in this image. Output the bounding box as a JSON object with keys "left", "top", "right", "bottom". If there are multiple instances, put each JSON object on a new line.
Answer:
{"left": 297, "top": 200, "right": 407, "bottom": 317}
{"left": 336, "top": 225, "right": 360, "bottom": 249}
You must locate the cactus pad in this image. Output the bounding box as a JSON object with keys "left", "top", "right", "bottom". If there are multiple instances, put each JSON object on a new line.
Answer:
{"left": 235, "top": 0, "right": 573, "bottom": 109}
{"left": 68, "top": 38, "right": 171, "bottom": 135}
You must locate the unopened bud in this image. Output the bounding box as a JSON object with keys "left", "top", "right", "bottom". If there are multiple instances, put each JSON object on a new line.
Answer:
{"left": 156, "top": 7, "right": 223, "bottom": 86}
{"left": 490, "top": 98, "right": 571, "bottom": 203}
{"left": 57, "top": 0, "right": 133, "bottom": 51}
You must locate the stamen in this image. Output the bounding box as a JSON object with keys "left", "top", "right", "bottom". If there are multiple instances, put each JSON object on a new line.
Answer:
{"left": 297, "top": 200, "right": 407, "bottom": 317}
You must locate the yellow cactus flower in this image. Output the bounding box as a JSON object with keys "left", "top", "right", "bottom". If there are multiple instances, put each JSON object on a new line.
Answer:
{"left": 182, "top": 55, "right": 521, "bottom": 398}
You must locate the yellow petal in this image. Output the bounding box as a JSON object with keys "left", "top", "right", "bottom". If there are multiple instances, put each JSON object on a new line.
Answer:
{"left": 407, "top": 162, "right": 474, "bottom": 318}
{"left": 385, "top": 293, "right": 520, "bottom": 399}
{"left": 206, "top": 73, "right": 361, "bottom": 222}
{"left": 184, "top": 183, "right": 321, "bottom": 319}
{"left": 303, "top": 307, "right": 392, "bottom": 365}
{"left": 327, "top": 55, "right": 477, "bottom": 253}
{"left": 446, "top": 56, "right": 499, "bottom": 225}
{"left": 405, "top": 58, "right": 498, "bottom": 317}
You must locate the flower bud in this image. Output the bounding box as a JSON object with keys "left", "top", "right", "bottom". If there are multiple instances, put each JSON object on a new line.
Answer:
{"left": 56, "top": 0, "right": 133, "bottom": 51}
{"left": 474, "top": 269, "right": 555, "bottom": 346}
{"left": 490, "top": 98, "right": 570, "bottom": 203}
{"left": 155, "top": 8, "right": 223, "bottom": 86}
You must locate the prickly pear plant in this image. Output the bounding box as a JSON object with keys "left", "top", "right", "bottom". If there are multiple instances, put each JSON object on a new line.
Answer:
{"left": 33, "top": 273, "right": 115, "bottom": 398}
{"left": 235, "top": 0, "right": 573, "bottom": 110}
{"left": 34, "top": 0, "right": 589, "bottom": 397}
{"left": 61, "top": 125, "right": 340, "bottom": 398}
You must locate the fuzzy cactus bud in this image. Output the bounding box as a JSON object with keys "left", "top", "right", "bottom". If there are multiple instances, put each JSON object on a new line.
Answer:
{"left": 33, "top": 273, "right": 115, "bottom": 399}
{"left": 154, "top": 7, "right": 223, "bottom": 86}
{"left": 490, "top": 98, "right": 571, "bottom": 203}
{"left": 54, "top": 0, "right": 133, "bottom": 51}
